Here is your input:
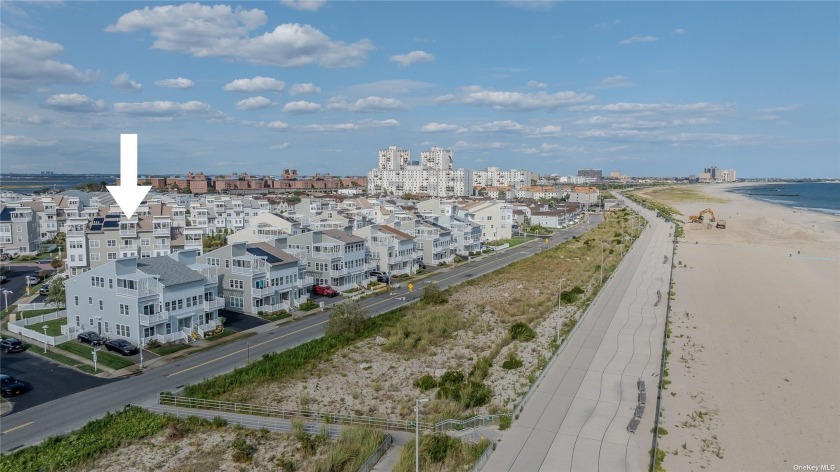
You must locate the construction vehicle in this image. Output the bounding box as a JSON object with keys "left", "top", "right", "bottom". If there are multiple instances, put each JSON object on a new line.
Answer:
{"left": 716, "top": 220, "right": 727, "bottom": 229}
{"left": 688, "top": 208, "right": 717, "bottom": 224}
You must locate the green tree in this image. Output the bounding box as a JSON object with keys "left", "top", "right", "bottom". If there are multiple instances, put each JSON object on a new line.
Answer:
{"left": 324, "top": 300, "right": 366, "bottom": 338}
{"left": 421, "top": 283, "right": 448, "bottom": 304}
{"left": 48, "top": 278, "right": 66, "bottom": 308}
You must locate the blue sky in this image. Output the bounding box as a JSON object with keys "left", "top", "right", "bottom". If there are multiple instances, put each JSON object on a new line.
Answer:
{"left": 1, "top": 1, "right": 838, "bottom": 178}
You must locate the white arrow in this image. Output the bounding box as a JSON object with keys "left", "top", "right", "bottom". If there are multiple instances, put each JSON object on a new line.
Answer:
{"left": 106, "top": 134, "right": 151, "bottom": 219}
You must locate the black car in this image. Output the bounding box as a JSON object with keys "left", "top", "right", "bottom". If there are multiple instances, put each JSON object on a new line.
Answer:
{"left": 0, "top": 374, "right": 26, "bottom": 397}
{"left": 39, "top": 284, "right": 50, "bottom": 295}
{"left": 0, "top": 338, "right": 25, "bottom": 353}
{"left": 77, "top": 331, "right": 105, "bottom": 346}
{"left": 104, "top": 339, "right": 138, "bottom": 356}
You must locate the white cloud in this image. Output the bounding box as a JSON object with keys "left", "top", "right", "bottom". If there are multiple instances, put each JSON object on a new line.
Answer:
{"left": 299, "top": 118, "right": 399, "bottom": 132}
{"left": 224, "top": 76, "right": 285, "bottom": 93}
{"left": 595, "top": 18, "right": 622, "bottom": 30}
{"left": 389, "top": 50, "right": 435, "bottom": 67}
{"left": 531, "top": 125, "right": 563, "bottom": 135}
{"left": 106, "top": 4, "right": 373, "bottom": 68}
{"left": 519, "top": 143, "right": 582, "bottom": 155}
{"left": 571, "top": 102, "right": 733, "bottom": 115}
{"left": 327, "top": 96, "right": 408, "bottom": 112}
{"left": 434, "top": 94, "right": 456, "bottom": 104}
{"left": 758, "top": 104, "right": 800, "bottom": 113}
{"left": 283, "top": 100, "right": 322, "bottom": 114}
{"left": 236, "top": 96, "right": 273, "bottom": 110}
{"left": 421, "top": 123, "right": 464, "bottom": 133}
{"left": 526, "top": 80, "right": 547, "bottom": 89}
{"left": 0, "top": 35, "right": 97, "bottom": 93}
{"left": 345, "top": 79, "right": 435, "bottom": 96}
{"left": 114, "top": 100, "right": 212, "bottom": 117}
{"left": 155, "top": 77, "right": 195, "bottom": 89}
{"left": 574, "top": 115, "right": 717, "bottom": 129}
{"left": 112, "top": 72, "right": 143, "bottom": 92}
{"left": 1, "top": 135, "right": 57, "bottom": 147}
{"left": 44, "top": 94, "right": 106, "bottom": 113}
{"left": 672, "top": 28, "right": 687, "bottom": 35}
{"left": 290, "top": 83, "right": 321, "bottom": 95}
{"left": 470, "top": 120, "right": 527, "bottom": 133}
{"left": 2, "top": 114, "right": 52, "bottom": 125}
{"left": 271, "top": 142, "right": 290, "bottom": 149}
{"left": 577, "top": 128, "right": 759, "bottom": 146}
{"left": 267, "top": 121, "right": 289, "bottom": 129}
{"left": 461, "top": 88, "right": 595, "bottom": 111}
{"left": 280, "top": 0, "right": 326, "bottom": 11}
{"left": 451, "top": 140, "right": 511, "bottom": 150}
{"left": 619, "top": 35, "right": 659, "bottom": 45}
{"left": 595, "top": 75, "right": 634, "bottom": 88}
{"left": 502, "top": 1, "right": 558, "bottom": 12}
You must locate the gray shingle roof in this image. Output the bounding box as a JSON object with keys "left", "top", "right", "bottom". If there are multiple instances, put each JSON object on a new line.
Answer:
{"left": 138, "top": 255, "right": 205, "bottom": 286}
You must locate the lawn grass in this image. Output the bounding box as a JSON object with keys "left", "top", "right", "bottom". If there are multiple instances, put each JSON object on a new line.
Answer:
{"left": 20, "top": 307, "right": 61, "bottom": 319}
{"left": 641, "top": 185, "right": 729, "bottom": 204}
{"left": 57, "top": 341, "right": 134, "bottom": 370}
{"left": 151, "top": 343, "right": 192, "bottom": 356}
{"left": 32, "top": 317, "right": 66, "bottom": 336}
{"left": 34, "top": 348, "right": 100, "bottom": 374}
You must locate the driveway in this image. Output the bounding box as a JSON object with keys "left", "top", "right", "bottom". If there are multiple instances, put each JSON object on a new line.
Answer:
{"left": 0, "top": 349, "right": 117, "bottom": 414}
{"left": 219, "top": 310, "right": 270, "bottom": 332}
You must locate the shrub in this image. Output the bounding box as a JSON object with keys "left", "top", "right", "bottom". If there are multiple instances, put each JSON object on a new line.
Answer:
{"left": 414, "top": 375, "right": 437, "bottom": 391}
{"left": 439, "top": 370, "right": 465, "bottom": 386}
{"left": 461, "top": 381, "right": 492, "bottom": 408}
{"left": 211, "top": 416, "right": 228, "bottom": 428}
{"left": 231, "top": 434, "right": 256, "bottom": 463}
{"left": 165, "top": 422, "right": 186, "bottom": 441}
{"left": 425, "top": 433, "right": 458, "bottom": 463}
{"left": 420, "top": 283, "right": 448, "bottom": 304}
{"left": 324, "top": 300, "right": 366, "bottom": 338}
{"left": 501, "top": 352, "right": 523, "bottom": 370}
{"left": 299, "top": 299, "right": 318, "bottom": 311}
{"left": 145, "top": 339, "right": 161, "bottom": 350}
{"left": 509, "top": 322, "right": 536, "bottom": 342}
{"left": 499, "top": 415, "right": 512, "bottom": 430}
{"left": 469, "top": 356, "right": 492, "bottom": 381}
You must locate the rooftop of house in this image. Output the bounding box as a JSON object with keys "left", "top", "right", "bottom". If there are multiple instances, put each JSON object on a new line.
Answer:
{"left": 138, "top": 255, "right": 206, "bottom": 286}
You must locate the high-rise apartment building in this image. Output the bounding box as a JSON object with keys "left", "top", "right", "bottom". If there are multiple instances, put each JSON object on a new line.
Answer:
{"left": 577, "top": 169, "right": 603, "bottom": 182}
{"left": 368, "top": 146, "right": 473, "bottom": 197}
{"left": 378, "top": 146, "right": 412, "bottom": 171}
{"left": 420, "top": 147, "right": 453, "bottom": 170}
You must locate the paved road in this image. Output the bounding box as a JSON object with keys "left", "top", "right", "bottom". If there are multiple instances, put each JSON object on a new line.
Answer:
{"left": 0, "top": 350, "right": 116, "bottom": 414}
{"left": 0, "top": 215, "right": 602, "bottom": 453}
{"left": 483, "top": 198, "right": 673, "bottom": 472}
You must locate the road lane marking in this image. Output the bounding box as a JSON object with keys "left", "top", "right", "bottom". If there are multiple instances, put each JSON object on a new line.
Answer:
{"left": 167, "top": 320, "right": 328, "bottom": 378}
{"left": 1, "top": 421, "right": 34, "bottom": 435}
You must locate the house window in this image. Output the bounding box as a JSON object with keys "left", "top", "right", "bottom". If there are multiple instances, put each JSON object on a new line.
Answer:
{"left": 89, "top": 317, "right": 94, "bottom": 327}
{"left": 99, "top": 300, "right": 104, "bottom": 311}
{"left": 107, "top": 252, "right": 117, "bottom": 260}
{"left": 107, "top": 239, "right": 116, "bottom": 247}
{"left": 109, "top": 279, "right": 113, "bottom": 289}
{"left": 225, "top": 259, "right": 230, "bottom": 268}
{"left": 88, "top": 297, "right": 93, "bottom": 305}
{"left": 119, "top": 304, "right": 130, "bottom": 315}
{"left": 141, "top": 238, "right": 150, "bottom": 246}
{"left": 76, "top": 315, "right": 80, "bottom": 327}
{"left": 90, "top": 240, "right": 100, "bottom": 248}
{"left": 91, "top": 253, "right": 100, "bottom": 261}
{"left": 104, "top": 321, "right": 110, "bottom": 333}
{"left": 74, "top": 296, "right": 79, "bottom": 306}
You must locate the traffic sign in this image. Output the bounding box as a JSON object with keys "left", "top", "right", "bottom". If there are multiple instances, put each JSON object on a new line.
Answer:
{"left": 408, "top": 283, "right": 414, "bottom": 292}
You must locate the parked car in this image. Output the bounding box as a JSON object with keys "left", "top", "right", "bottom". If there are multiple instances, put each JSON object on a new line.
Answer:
{"left": 0, "top": 275, "right": 7, "bottom": 284}
{"left": 39, "top": 284, "right": 50, "bottom": 295}
{"left": 0, "top": 374, "right": 26, "bottom": 397}
{"left": 37, "top": 258, "right": 52, "bottom": 264}
{"left": 104, "top": 338, "right": 139, "bottom": 356}
{"left": 312, "top": 285, "right": 338, "bottom": 297}
{"left": 77, "top": 331, "right": 105, "bottom": 346}
{"left": 0, "top": 338, "right": 25, "bottom": 353}
{"left": 369, "top": 271, "right": 390, "bottom": 283}
{"left": 417, "top": 260, "right": 426, "bottom": 270}
{"left": 25, "top": 275, "right": 40, "bottom": 285}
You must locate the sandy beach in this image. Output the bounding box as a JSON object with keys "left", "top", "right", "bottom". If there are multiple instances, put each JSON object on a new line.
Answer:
{"left": 638, "top": 184, "right": 840, "bottom": 471}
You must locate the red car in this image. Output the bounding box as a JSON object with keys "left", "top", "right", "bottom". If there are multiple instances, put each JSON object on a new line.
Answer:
{"left": 313, "top": 285, "right": 338, "bottom": 297}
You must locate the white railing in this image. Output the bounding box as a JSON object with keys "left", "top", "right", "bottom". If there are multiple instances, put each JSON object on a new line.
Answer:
{"left": 17, "top": 302, "right": 58, "bottom": 311}
{"left": 232, "top": 264, "right": 265, "bottom": 275}
{"left": 116, "top": 285, "right": 160, "bottom": 298}
{"left": 140, "top": 312, "right": 169, "bottom": 326}
{"left": 119, "top": 245, "right": 136, "bottom": 251}
{"left": 262, "top": 302, "right": 291, "bottom": 313}
{"left": 66, "top": 229, "right": 85, "bottom": 237}
{"left": 203, "top": 297, "right": 225, "bottom": 311}
{"left": 203, "top": 273, "right": 218, "bottom": 284}
{"left": 153, "top": 243, "right": 169, "bottom": 250}
{"left": 251, "top": 286, "right": 272, "bottom": 298}
{"left": 296, "top": 276, "right": 314, "bottom": 288}
{"left": 119, "top": 229, "right": 137, "bottom": 237}
{"left": 311, "top": 250, "right": 340, "bottom": 260}
{"left": 153, "top": 227, "right": 170, "bottom": 236}
{"left": 148, "top": 332, "right": 183, "bottom": 345}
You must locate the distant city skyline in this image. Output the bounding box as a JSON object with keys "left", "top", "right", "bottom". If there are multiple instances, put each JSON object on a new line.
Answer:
{"left": 1, "top": 1, "right": 838, "bottom": 178}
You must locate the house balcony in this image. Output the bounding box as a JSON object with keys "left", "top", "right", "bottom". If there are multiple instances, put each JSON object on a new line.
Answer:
{"left": 66, "top": 229, "right": 86, "bottom": 237}
{"left": 154, "top": 243, "right": 169, "bottom": 250}
{"left": 204, "top": 297, "right": 225, "bottom": 311}
{"left": 116, "top": 284, "right": 161, "bottom": 298}
{"left": 119, "top": 229, "right": 137, "bottom": 237}
{"left": 119, "top": 244, "right": 137, "bottom": 252}
{"left": 251, "top": 286, "right": 273, "bottom": 298}
{"left": 262, "top": 302, "right": 291, "bottom": 313}
{"left": 153, "top": 227, "right": 171, "bottom": 236}
{"left": 140, "top": 312, "right": 169, "bottom": 326}
{"left": 296, "top": 276, "right": 314, "bottom": 288}
{"left": 310, "top": 250, "right": 341, "bottom": 260}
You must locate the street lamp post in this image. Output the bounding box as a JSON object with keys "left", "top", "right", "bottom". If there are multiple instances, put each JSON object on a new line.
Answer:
{"left": 600, "top": 241, "right": 605, "bottom": 285}
{"left": 137, "top": 314, "right": 144, "bottom": 370}
{"left": 42, "top": 325, "right": 48, "bottom": 353}
{"left": 3, "top": 289, "right": 12, "bottom": 313}
{"left": 415, "top": 397, "right": 428, "bottom": 472}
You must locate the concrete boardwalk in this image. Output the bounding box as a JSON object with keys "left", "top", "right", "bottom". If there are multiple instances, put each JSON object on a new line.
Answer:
{"left": 484, "top": 204, "right": 673, "bottom": 472}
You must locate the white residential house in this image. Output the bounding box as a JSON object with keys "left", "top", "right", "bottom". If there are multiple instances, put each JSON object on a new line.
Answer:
{"left": 288, "top": 229, "right": 369, "bottom": 291}
{"left": 353, "top": 224, "right": 416, "bottom": 276}
{"left": 64, "top": 251, "right": 224, "bottom": 347}
{"left": 410, "top": 220, "right": 455, "bottom": 265}
{"left": 198, "top": 240, "right": 312, "bottom": 315}
{"left": 458, "top": 200, "right": 513, "bottom": 242}
{"left": 0, "top": 204, "right": 39, "bottom": 256}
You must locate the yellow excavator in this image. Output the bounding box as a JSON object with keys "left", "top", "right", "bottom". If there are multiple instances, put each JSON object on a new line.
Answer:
{"left": 689, "top": 208, "right": 726, "bottom": 228}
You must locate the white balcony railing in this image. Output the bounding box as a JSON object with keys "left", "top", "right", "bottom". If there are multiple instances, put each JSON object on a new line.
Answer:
{"left": 66, "top": 229, "right": 86, "bottom": 237}
{"left": 140, "top": 312, "right": 169, "bottom": 326}
{"left": 296, "top": 276, "right": 314, "bottom": 288}
{"left": 154, "top": 243, "right": 169, "bottom": 250}
{"left": 119, "top": 245, "right": 136, "bottom": 251}
{"left": 203, "top": 297, "right": 225, "bottom": 311}
{"left": 153, "top": 227, "right": 170, "bottom": 236}
{"left": 119, "top": 229, "right": 137, "bottom": 237}
{"left": 251, "top": 286, "right": 273, "bottom": 298}
{"left": 116, "top": 285, "right": 160, "bottom": 298}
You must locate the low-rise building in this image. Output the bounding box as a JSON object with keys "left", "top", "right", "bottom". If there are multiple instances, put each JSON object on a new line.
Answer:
{"left": 65, "top": 251, "right": 223, "bottom": 347}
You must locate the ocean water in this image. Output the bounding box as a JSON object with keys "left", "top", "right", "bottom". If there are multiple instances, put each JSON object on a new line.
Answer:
{"left": 0, "top": 174, "right": 117, "bottom": 195}
{"left": 731, "top": 182, "right": 840, "bottom": 216}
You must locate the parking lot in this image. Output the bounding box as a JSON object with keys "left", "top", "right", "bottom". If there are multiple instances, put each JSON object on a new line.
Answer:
{"left": 0, "top": 348, "right": 116, "bottom": 413}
